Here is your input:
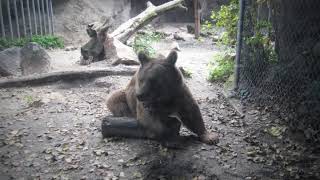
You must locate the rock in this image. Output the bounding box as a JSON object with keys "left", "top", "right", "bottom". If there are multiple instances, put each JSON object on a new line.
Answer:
{"left": 187, "top": 25, "right": 195, "bottom": 34}
{"left": 0, "top": 43, "right": 51, "bottom": 77}
{"left": 0, "top": 47, "right": 22, "bottom": 76}
{"left": 65, "top": 46, "right": 78, "bottom": 51}
{"left": 20, "top": 42, "right": 51, "bottom": 75}
{"left": 173, "top": 33, "right": 185, "bottom": 41}
{"left": 172, "top": 32, "right": 193, "bottom": 42}
{"left": 80, "top": 56, "right": 93, "bottom": 65}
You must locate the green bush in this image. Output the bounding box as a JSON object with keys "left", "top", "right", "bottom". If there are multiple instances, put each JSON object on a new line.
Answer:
{"left": 207, "top": 0, "right": 239, "bottom": 45}
{"left": 246, "top": 20, "right": 277, "bottom": 64}
{"left": 31, "top": 35, "right": 64, "bottom": 49}
{"left": 183, "top": 68, "right": 192, "bottom": 78}
{"left": 133, "top": 31, "right": 165, "bottom": 57}
{"left": 208, "top": 51, "right": 235, "bottom": 82}
{"left": 0, "top": 35, "right": 64, "bottom": 50}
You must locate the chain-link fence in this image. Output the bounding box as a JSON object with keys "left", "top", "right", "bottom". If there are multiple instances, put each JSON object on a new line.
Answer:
{"left": 238, "top": 0, "right": 320, "bottom": 142}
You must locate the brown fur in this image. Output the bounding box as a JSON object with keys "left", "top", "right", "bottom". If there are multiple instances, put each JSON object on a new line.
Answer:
{"left": 107, "top": 51, "right": 218, "bottom": 144}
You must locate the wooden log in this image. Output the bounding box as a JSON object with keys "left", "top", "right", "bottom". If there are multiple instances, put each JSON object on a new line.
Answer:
{"left": 101, "top": 117, "right": 149, "bottom": 139}
{"left": 0, "top": 69, "right": 136, "bottom": 88}
{"left": 110, "top": 0, "right": 186, "bottom": 43}
{"left": 101, "top": 116, "right": 192, "bottom": 149}
{"left": 80, "top": 21, "right": 111, "bottom": 64}
{"left": 80, "top": 0, "right": 186, "bottom": 66}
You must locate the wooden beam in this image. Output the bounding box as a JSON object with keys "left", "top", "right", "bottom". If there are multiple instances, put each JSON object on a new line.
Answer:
{"left": 193, "top": 0, "right": 200, "bottom": 39}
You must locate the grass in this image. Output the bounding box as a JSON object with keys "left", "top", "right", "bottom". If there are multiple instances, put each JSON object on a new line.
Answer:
{"left": 0, "top": 35, "right": 64, "bottom": 50}
{"left": 207, "top": 51, "right": 235, "bottom": 82}
{"left": 24, "top": 95, "right": 34, "bottom": 105}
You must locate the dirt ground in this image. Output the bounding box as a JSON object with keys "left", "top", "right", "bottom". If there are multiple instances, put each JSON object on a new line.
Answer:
{"left": 0, "top": 24, "right": 319, "bottom": 180}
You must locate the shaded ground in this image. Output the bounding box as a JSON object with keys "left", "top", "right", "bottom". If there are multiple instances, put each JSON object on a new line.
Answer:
{"left": 1, "top": 24, "right": 319, "bottom": 180}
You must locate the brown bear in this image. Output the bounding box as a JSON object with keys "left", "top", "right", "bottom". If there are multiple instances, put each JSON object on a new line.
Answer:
{"left": 105, "top": 50, "right": 219, "bottom": 145}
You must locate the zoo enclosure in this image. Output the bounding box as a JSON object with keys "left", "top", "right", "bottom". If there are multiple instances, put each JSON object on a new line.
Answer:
{"left": 237, "top": 0, "right": 320, "bottom": 142}
{"left": 0, "top": 0, "right": 54, "bottom": 40}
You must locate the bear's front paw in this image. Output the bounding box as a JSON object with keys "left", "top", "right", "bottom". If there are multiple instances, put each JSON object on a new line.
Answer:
{"left": 200, "top": 132, "right": 219, "bottom": 145}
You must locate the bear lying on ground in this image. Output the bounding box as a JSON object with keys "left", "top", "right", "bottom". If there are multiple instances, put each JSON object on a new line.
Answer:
{"left": 105, "top": 50, "right": 219, "bottom": 145}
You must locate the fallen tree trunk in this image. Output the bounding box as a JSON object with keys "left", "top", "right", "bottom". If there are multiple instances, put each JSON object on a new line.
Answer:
{"left": 0, "top": 69, "right": 136, "bottom": 88}
{"left": 110, "top": 0, "right": 186, "bottom": 43}
{"left": 80, "top": 0, "right": 186, "bottom": 65}
{"left": 80, "top": 20, "right": 111, "bottom": 65}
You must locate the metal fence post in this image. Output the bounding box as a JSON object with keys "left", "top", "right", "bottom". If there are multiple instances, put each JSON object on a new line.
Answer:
{"left": 32, "top": 0, "right": 37, "bottom": 35}
{"left": 13, "top": 0, "right": 20, "bottom": 39}
{"left": 0, "top": 0, "right": 5, "bottom": 38}
{"left": 45, "top": 0, "right": 50, "bottom": 34}
{"left": 41, "top": 0, "right": 46, "bottom": 34}
{"left": 49, "top": 0, "right": 53, "bottom": 35}
{"left": 37, "top": 0, "right": 42, "bottom": 35}
{"left": 233, "top": 0, "right": 245, "bottom": 90}
{"left": 20, "top": 0, "right": 27, "bottom": 37}
{"left": 26, "top": 0, "right": 33, "bottom": 37}
{"left": 7, "top": 0, "right": 14, "bottom": 39}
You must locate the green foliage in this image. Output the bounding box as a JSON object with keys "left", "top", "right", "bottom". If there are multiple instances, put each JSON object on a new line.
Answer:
{"left": 0, "top": 35, "right": 64, "bottom": 50}
{"left": 246, "top": 20, "right": 277, "bottom": 63}
{"left": 183, "top": 69, "right": 192, "bottom": 78}
{"left": 179, "top": 67, "right": 192, "bottom": 78}
{"left": 133, "top": 31, "right": 165, "bottom": 57}
{"left": 208, "top": 0, "right": 239, "bottom": 45}
{"left": 31, "top": 35, "right": 64, "bottom": 49}
{"left": 24, "top": 95, "right": 34, "bottom": 105}
{"left": 205, "top": 0, "right": 277, "bottom": 64}
{"left": 208, "top": 51, "right": 235, "bottom": 82}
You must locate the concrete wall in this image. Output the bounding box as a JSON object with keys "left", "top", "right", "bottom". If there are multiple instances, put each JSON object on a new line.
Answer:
{"left": 52, "top": 0, "right": 131, "bottom": 45}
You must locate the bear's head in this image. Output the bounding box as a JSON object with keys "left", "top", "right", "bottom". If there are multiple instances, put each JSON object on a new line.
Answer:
{"left": 135, "top": 50, "right": 183, "bottom": 103}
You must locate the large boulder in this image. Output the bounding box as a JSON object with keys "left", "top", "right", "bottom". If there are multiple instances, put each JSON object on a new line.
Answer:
{"left": 0, "top": 47, "right": 22, "bottom": 76}
{"left": 0, "top": 42, "right": 51, "bottom": 77}
{"left": 20, "top": 42, "right": 51, "bottom": 75}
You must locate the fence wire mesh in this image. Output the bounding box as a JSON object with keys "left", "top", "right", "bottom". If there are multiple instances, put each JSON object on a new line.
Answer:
{"left": 238, "top": 0, "right": 320, "bottom": 142}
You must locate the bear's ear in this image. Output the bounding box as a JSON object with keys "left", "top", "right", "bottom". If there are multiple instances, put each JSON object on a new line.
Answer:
{"left": 166, "top": 50, "right": 178, "bottom": 65}
{"left": 138, "top": 51, "right": 150, "bottom": 66}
